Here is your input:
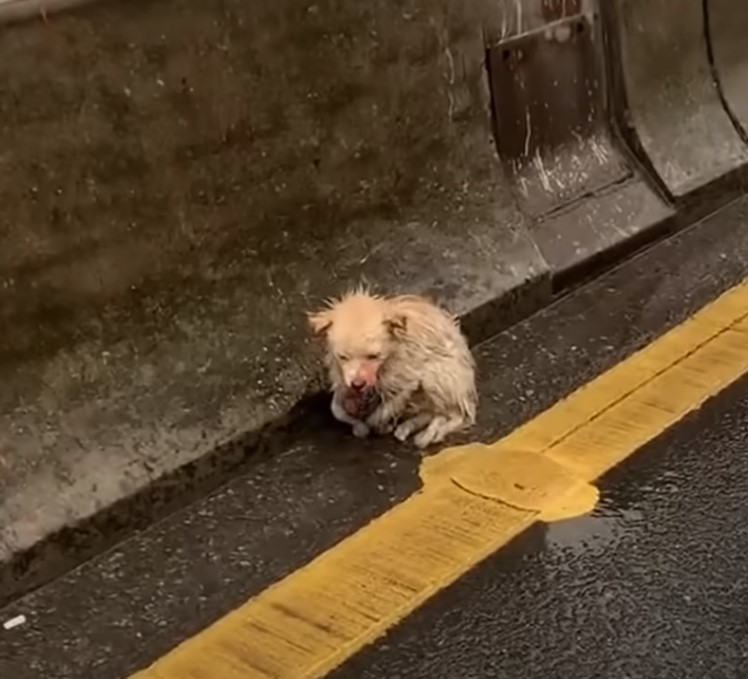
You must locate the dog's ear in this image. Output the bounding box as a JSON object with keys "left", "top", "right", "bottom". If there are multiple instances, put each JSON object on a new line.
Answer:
{"left": 307, "top": 309, "right": 333, "bottom": 335}
{"left": 384, "top": 313, "right": 407, "bottom": 336}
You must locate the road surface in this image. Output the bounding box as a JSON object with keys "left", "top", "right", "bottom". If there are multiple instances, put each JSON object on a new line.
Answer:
{"left": 3, "top": 196, "right": 748, "bottom": 678}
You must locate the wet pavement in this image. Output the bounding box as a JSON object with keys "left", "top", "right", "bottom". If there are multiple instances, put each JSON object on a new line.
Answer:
{"left": 2, "top": 198, "right": 748, "bottom": 677}
{"left": 332, "top": 374, "right": 748, "bottom": 679}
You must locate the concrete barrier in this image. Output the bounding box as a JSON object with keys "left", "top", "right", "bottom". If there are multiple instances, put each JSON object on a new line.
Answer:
{"left": 486, "top": 0, "right": 631, "bottom": 218}
{"left": 608, "top": 0, "right": 748, "bottom": 199}
{"left": 706, "top": 0, "right": 748, "bottom": 142}
{"left": 0, "top": 0, "right": 548, "bottom": 604}
{"left": 483, "top": 0, "right": 673, "bottom": 284}
{"left": 0, "top": 0, "right": 96, "bottom": 24}
{"left": 1, "top": 0, "right": 747, "bottom": 605}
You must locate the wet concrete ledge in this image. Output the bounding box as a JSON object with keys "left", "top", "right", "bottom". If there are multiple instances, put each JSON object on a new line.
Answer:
{"left": 0, "top": 0, "right": 553, "bottom": 604}
{"left": 2, "top": 0, "right": 748, "bottom": 606}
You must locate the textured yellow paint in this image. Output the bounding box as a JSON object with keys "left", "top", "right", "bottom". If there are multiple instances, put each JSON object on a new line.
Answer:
{"left": 131, "top": 279, "right": 748, "bottom": 679}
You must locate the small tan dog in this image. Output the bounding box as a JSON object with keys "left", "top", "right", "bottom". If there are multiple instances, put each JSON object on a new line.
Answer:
{"left": 307, "top": 289, "right": 477, "bottom": 448}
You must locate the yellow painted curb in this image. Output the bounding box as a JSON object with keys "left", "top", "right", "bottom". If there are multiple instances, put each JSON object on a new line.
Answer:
{"left": 131, "top": 278, "right": 748, "bottom": 679}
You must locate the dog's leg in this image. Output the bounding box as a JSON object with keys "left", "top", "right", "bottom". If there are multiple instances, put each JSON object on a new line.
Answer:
{"left": 394, "top": 412, "right": 432, "bottom": 442}
{"left": 366, "top": 407, "right": 396, "bottom": 435}
{"left": 413, "top": 413, "right": 468, "bottom": 449}
{"left": 331, "top": 390, "right": 370, "bottom": 438}
{"left": 352, "top": 422, "right": 371, "bottom": 438}
{"left": 366, "top": 389, "right": 415, "bottom": 435}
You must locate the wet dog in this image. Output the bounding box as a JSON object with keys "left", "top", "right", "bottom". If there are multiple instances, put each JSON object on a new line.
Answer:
{"left": 307, "top": 289, "right": 477, "bottom": 448}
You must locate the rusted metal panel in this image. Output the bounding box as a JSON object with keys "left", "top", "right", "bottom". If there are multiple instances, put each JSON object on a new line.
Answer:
{"left": 487, "top": 11, "right": 631, "bottom": 217}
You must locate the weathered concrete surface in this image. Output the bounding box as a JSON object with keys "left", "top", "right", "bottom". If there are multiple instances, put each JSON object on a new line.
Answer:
{"left": 480, "top": 0, "right": 679, "bottom": 288}
{"left": 612, "top": 0, "right": 748, "bottom": 197}
{"left": 533, "top": 177, "right": 675, "bottom": 287}
{"left": 486, "top": 1, "right": 632, "bottom": 218}
{"left": 708, "top": 0, "right": 748, "bottom": 141}
{"left": 0, "top": 0, "right": 549, "bottom": 601}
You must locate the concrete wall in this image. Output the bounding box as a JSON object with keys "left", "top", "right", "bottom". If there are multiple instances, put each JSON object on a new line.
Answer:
{"left": 1, "top": 0, "right": 551, "bottom": 601}
{"left": 0, "top": 0, "right": 506, "bottom": 376}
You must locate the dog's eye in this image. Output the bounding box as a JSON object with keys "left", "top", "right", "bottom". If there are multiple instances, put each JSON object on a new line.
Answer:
{"left": 366, "top": 353, "right": 381, "bottom": 361}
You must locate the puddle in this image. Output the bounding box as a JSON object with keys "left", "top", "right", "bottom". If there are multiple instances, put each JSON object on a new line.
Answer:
{"left": 544, "top": 465, "right": 685, "bottom": 554}
{"left": 544, "top": 501, "right": 646, "bottom": 555}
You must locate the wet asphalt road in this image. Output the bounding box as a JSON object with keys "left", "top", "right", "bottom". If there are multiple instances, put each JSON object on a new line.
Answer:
{"left": 2, "top": 197, "right": 748, "bottom": 678}
{"left": 332, "top": 374, "right": 748, "bottom": 679}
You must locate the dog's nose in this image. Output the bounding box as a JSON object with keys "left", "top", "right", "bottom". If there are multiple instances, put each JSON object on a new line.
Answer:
{"left": 351, "top": 377, "right": 366, "bottom": 391}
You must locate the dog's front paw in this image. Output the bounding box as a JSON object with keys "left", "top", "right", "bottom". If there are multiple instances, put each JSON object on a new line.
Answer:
{"left": 413, "top": 427, "right": 443, "bottom": 449}
{"left": 394, "top": 422, "right": 412, "bottom": 442}
{"left": 366, "top": 408, "right": 393, "bottom": 435}
{"left": 368, "top": 414, "right": 396, "bottom": 435}
{"left": 395, "top": 424, "right": 410, "bottom": 443}
{"left": 373, "top": 421, "right": 396, "bottom": 435}
{"left": 352, "top": 422, "right": 370, "bottom": 438}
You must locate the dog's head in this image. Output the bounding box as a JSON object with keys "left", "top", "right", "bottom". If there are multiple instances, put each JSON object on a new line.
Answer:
{"left": 307, "top": 290, "right": 406, "bottom": 390}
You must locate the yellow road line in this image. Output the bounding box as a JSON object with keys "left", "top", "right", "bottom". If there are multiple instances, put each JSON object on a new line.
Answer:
{"left": 131, "top": 279, "right": 748, "bottom": 679}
